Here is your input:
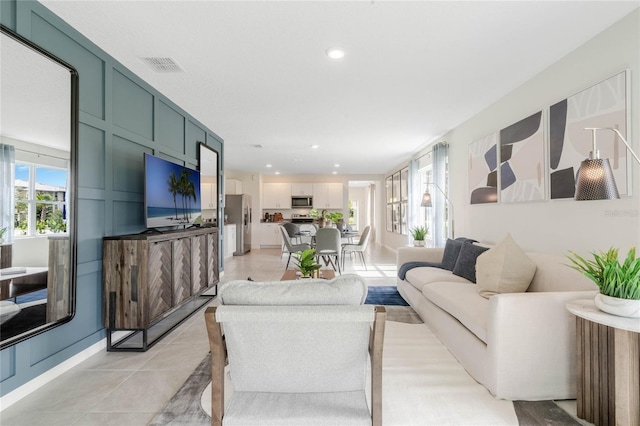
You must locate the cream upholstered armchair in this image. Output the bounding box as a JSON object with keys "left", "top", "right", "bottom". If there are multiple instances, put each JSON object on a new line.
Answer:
{"left": 204, "top": 275, "right": 386, "bottom": 426}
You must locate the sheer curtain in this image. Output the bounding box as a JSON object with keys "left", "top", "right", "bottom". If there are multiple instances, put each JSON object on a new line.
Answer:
{"left": 432, "top": 142, "right": 449, "bottom": 247}
{"left": 0, "top": 144, "right": 15, "bottom": 243}
{"left": 407, "top": 158, "right": 422, "bottom": 245}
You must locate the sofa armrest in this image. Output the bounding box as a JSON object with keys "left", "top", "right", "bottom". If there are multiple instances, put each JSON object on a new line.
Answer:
{"left": 396, "top": 247, "right": 444, "bottom": 271}
{"left": 486, "top": 290, "right": 598, "bottom": 400}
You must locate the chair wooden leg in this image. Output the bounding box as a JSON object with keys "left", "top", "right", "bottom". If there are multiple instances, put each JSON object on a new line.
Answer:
{"left": 286, "top": 253, "right": 292, "bottom": 269}
{"left": 205, "top": 307, "right": 227, "bottom": 426}
{"left": 370, "top": 306, "right": 386, "bottom": 426}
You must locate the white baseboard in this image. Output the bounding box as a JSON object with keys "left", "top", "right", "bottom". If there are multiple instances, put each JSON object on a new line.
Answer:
{"left": 0, "top": 331, "right": 129, "bottom": 411}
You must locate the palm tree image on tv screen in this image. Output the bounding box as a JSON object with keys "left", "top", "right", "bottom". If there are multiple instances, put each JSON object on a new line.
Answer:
{"left": 144, "top": 153, "right": 202, "bottom": 227}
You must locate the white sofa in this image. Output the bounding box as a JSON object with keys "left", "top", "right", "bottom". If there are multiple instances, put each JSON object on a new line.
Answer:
{"left": 396, "top": 245, "right": 598, "bottom": 401}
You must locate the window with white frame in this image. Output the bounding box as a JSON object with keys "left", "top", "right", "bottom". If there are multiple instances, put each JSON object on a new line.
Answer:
{"left": 14, "top": 162, "right": 68, "bottom": 236}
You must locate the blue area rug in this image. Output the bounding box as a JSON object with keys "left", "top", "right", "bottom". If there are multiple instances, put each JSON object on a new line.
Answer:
{"left": 365, "top": 286, "right": 409, "bottom": 306}
{"left": 15, "top": 288, "right": 47, "bottom": 304}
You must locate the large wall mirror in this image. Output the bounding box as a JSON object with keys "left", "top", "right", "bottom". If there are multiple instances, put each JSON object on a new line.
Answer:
{"left": 0, "top": 25, "right": 78, "bottom": 349}
{"left": 198, "top": 142, "right": 219, "bottom": 226}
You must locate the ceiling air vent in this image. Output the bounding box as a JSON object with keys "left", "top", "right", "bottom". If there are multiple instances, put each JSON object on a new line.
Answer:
{"left": 140, "top": 57, "right": 183, "bottom": 73}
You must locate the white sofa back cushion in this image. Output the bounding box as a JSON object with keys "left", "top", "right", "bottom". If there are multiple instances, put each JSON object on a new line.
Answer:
{"left": 526, "top": 253, "right": 597, "bottom": 293}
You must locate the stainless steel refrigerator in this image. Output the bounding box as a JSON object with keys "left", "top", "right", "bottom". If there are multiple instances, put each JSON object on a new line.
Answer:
{"left": 225, "top": 194, "right": 252, "bottom": 255}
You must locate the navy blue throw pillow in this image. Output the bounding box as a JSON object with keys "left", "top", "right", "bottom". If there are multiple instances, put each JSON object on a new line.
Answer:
{"left": 452, "top": 243, "right": 489, "bottom": 283}
{"left": 441, "top": 239, "right": 463, "bottom": 271}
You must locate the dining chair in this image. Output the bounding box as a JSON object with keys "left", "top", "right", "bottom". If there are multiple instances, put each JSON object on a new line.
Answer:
{"left": 280, "top": 222, "right": 302, "bottom": 256}
{"left": 341, "top": 225, "right": 371, "bottom": 270}
{"left": 314, "top": 227, "right": 342, "bottom": 274}
{"left": 205, "top": 276, "right": 386, "bottom": 426}
{"left": 279, "top": 226, "right": 311, "bottom": 269}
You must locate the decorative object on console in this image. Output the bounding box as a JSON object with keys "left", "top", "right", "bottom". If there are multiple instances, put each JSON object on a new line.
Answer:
{"left": 575, "top": 127, "right": 640, "bottom": 200}
{"left": 475, "top": 233, "right": 537, "bottom": 298}
{"left": 549, "top": 70, "right": 628, "bottom": 199}
{"left": 421, "top": 182, "right": 455, "bottom": 238}
{"left": 410, "top": 226, "right": 428, "bottom": 247}
{"left": 567, "top": 246, "right": 640, "bottom": 318}
{"left": 499, "top": 111, "right": 545, "bottom": 203}
{"left": 468, "top": 133, "right": 499, "bottom": 204}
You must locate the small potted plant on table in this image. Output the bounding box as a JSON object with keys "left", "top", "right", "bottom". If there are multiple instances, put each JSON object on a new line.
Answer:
{"left": 294, "top": 248, "right": 322, "bottom": 279}
{"left": 567, "top": 247, "right": 640, "bottom": 318}
{"left": 410, "top": 226, "right": 428, "bottom": 247}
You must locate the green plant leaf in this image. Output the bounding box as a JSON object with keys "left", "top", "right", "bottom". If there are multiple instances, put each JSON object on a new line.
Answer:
{"left": 566, "top": 247, "right": 640, "bottom": 300}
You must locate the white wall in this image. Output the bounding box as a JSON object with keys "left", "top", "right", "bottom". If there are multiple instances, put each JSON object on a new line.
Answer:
{"left": 387, "top": 9, "right": 640, "bottom": 255}
{"left": 452, "top": 9, "right": 640, "bottom": 254}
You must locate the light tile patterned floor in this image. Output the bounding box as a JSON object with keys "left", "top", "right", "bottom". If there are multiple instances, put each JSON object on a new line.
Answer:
{"left": 0, "top": 244, "right": 398, "bottom": 425}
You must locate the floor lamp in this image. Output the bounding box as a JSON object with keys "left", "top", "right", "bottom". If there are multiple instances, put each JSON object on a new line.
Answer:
{"left": 421, "top": 182, "right": 455, "bottom": 239}
{"left": 576, "top": 127, "right": 640, "bottom": 200}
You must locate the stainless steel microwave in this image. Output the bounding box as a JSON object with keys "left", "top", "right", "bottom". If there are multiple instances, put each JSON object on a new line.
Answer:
{"left": 291, "top": 196, "right": 313, "bottom": 208}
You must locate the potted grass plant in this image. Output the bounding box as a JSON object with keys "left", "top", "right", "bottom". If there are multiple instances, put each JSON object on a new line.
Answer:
{"left": 294, "top": 248, "right": 322, "bottom": 278}
{"left": 567, "top": 247, "right": 640, "bottom": 318}
{"left": 410, "top": 226, "right": 428, "bottom": 247}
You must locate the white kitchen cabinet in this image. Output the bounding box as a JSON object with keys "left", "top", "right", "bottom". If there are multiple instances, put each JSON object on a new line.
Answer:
{"left": 313, "top": 183, "right": 343, "bottom": 209}
{"left": 225, "top": 179, "right": 243, "bottom": 195}
{"left": 263, "top": 183, "right": 291, "bottom": 209}
{"left": 201, "top": 183, "right": 217, "bottom": 209}
{"left": 224, "top": 224, "right": 237, "bottom": 258}
{"left": 260, "top": 223, "right": 282, "bottom": 247}
{"left": 291, "top": 183, "right": 313, "bottom": 196}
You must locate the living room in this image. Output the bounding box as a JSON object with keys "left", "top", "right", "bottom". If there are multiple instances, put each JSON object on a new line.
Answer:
{"left": 1, "top": 1, "right": 639, "bottom": 424}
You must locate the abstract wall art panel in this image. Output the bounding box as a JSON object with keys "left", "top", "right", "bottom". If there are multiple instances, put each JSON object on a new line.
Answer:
{"left": 468, "top": 133, "right": 498, "bottom": 204}
{"left": 549, "top": 71, "right": 628, "bottom": 199}
{"left": 499, "top": 111, "right": 545, "bottom": 203}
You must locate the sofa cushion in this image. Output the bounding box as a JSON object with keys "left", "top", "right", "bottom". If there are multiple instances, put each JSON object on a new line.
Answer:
{"left": 441, "top": 239, "right": 463, "bottom": 271}
{"left": 452, "top": 244, "right": 489, "bottom": 283}
{"left": 422, "top": 282, "right": 489, "bottom": 343}
{"left": 475, "top": 234, "right": 537, "bottom": 298}
{"left": 405, "top": 267, "right": 471, "bottom": 291}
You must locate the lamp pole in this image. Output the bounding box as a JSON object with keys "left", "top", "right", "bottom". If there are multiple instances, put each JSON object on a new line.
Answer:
{"left": 426, "top": 182, "right": 455, "bottom": 239}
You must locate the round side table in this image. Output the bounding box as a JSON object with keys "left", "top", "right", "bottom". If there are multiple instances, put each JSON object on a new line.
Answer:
{"left": 566, "top": 299, "right": 640, "bottom": 426}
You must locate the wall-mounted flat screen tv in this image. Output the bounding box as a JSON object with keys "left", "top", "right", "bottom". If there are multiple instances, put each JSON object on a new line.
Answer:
{"left": 144, "top": 153, "right": 201, "bottom": 228}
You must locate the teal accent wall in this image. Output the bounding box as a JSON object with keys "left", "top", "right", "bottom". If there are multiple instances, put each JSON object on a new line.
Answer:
{"left": 0, "top": 0, "right": 224, "bottom": 396}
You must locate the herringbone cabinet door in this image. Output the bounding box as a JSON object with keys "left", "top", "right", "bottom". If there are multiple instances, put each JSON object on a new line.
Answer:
{"left": 172, "top": 238, "right": 191, "bottom": 305}
{"left": 148, "top": 241, "right": 172, "bottom": 323}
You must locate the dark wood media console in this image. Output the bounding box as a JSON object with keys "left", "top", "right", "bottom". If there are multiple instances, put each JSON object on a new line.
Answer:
{"left": 103, "top": 227, "right": 219, "bottom": 351}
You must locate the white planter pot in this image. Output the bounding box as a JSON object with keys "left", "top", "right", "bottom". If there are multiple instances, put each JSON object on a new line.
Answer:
{"left": 594, "top": 293, "right": 640, "bottom": 318}
{"left": 413, "top": 240, "right": 425, "bottom": 247}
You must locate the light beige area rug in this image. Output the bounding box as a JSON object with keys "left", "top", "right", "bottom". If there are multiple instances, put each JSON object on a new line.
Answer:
{"left": 197, "top": 321, "right": 518, "bottom": 425}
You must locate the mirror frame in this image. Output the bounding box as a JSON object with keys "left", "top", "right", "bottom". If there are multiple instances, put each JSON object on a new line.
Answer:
{"left": 197, "top": 141, "right": 220, "bottom": 224}
{"left": 0, "top": 24, "right": 79, "bottom": 349}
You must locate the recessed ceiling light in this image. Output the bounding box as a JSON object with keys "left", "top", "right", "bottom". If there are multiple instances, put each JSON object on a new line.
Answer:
{"left": 266, "top": 164, "right": 272, "bottom": 168}
{"left": 311, "top": 145, "right": 319, "bottom": 149}
{"left": 275, "top": 171, "right": 280, "bottom": 175}
{"left": 334, "top": 164, "right": 340, "bottom": 168}
{"left": 326, "top": 48, "right": 345, "bottom": 60}
{"left": 332, "top": 171, "right": 338, "bottom": 175}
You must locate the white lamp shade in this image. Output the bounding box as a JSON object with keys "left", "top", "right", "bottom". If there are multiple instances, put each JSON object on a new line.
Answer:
{"left": 421, "top": 192, "right": 432, "bottom": 207}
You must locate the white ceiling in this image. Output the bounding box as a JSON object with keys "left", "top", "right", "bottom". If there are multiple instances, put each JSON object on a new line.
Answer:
{"left": 1, "top": 31, "right": 71, "bottom": 151}
{"left": 41, "top": 0, "right": 639, "bottom": 175}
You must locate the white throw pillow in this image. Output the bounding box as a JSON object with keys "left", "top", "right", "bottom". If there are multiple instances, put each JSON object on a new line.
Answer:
{"left": 475, "top": 234, "right": 536, "bottom": 298}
